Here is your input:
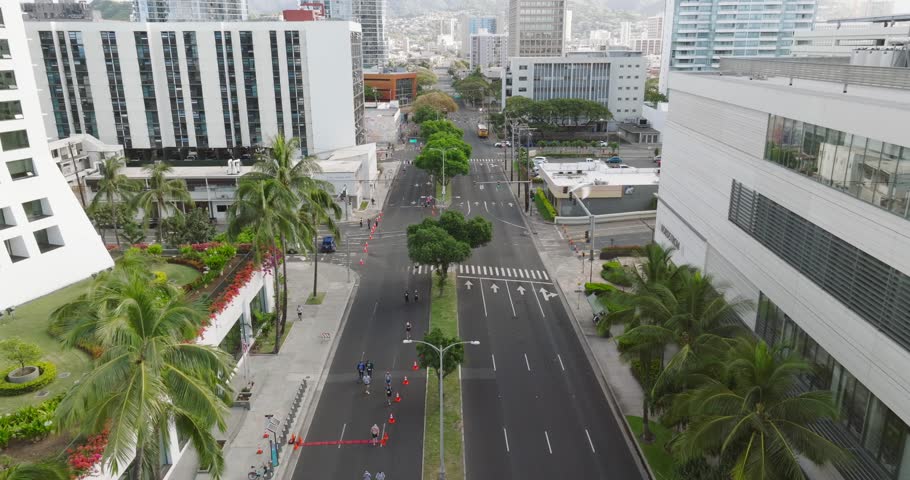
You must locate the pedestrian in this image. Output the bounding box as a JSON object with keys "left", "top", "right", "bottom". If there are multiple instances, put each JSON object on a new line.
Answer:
{"left": 414, "top": 289, "right": 419, "bottom": 303}
{"left": 364, "top": 470, "right": 372, "bottom": 480}
{"left": 297, "top": 305, "right": 303, "bottom": 321}
{"left": 384, "top": 370, "right": 392, "bottom": 387}
{"left": 405, "top": 321, "right": 412, "bottom": 340}
{"left": 366, "top": 360, "right": 375, "bottom": 377}
{"left": 385, "top": 385, "right": 393, "bottom": 405}
{"left": 370, "top": 424, "right": 380, "bottom": 446}
{"left": 357, "top": 360, "right": 366, "bottom": 383}
{"left": 363, "top": 373, "right": 372, "bottom": 395}
{"left": 360, "top": 218, "right": 363, "bottom": 228}
{"left": 376, "top": 472, "right": 386, "bottom": 480}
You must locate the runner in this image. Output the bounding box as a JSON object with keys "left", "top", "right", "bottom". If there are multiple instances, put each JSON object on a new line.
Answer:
{"left": 405, "top": 321, "right": 412, "bottom": 340}
{"left": 370, "top": 424, "right": 380, "bottom": 446}
{"left": 414, "top": 289, "right": 419, "bottom": 303}
{"left": 376, "top": 472, "right": 386, "bottom": 480}
{"left": 384, "top": 371, "right": 392, "bottom": 387}
{"left": 404, "top": 289, "right": 409, "bottom": 303}
{"left": 363, "top": 373, "right": 372, "bottom": 395}
{"left": 364, "top": 470, "right": 372, "bottom": 480}
{"left": 297, "top": 305, "right": 303, "bottom": 322}
{"left": 357, "top": 361, "right": 366, "bottom": 383}
{"left": 385, "top": 385, "right": 393, "bottom": 406}
{"left": 366, "top": 360, "right": 375, "bottom": 377}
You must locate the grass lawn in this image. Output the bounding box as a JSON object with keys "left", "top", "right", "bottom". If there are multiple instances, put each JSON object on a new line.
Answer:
{"left": 626, "top": 415, "right": 676, "bottom": 480}
{"left": 305, "top": 292, "right": 326, "bottom": 305}
{"left": 359, "top": 200, "right": 368, "bottom": 210}
{"left": 155, "top": 262, "right": 201, "bottom": 286}
{"left": 0, "top": 278, "right": 94, "bottom": 414}
{"left": 252, "top": 322, "right": 294, "bottom": 354}
{"left": 434, "top": 183, "right": 448, "bottom": 205}
{"left": 423, "top": 272, "right": 464, "bottom": 480}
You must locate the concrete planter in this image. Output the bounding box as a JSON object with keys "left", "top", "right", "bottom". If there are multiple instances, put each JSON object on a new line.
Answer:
{"left": 6, "top": 366, "right": 40, "bottom": 384}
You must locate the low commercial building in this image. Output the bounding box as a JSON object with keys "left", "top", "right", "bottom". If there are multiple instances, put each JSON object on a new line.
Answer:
{"left": 364, "top": 103, "right": 402, "bottom": 147}
{"left": 502, "top": 51, "right": 647, "bottom": 123}
{"left": 364, "top": 72, "right": 418, "bottom": 104}
{"left": 48, "top": 134, "right": 124, "bottom": 207}
{"left": 537, "top": 162, "right": 659, "bottom": 216}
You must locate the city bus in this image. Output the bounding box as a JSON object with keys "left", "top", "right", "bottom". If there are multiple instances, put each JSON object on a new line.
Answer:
{"left": 477, "top": 124, "right": 489, "bottom": 138}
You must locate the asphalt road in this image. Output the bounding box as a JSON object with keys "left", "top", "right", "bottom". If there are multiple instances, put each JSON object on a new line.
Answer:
{"left": 451, "top": 110, "right": 645, "bottom": 480}
{"left": 291, "top": 160, "right": 437, "bottom": 479}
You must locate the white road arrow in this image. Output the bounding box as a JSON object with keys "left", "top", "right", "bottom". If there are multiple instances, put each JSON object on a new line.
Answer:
{"left": 414, "top": 184, "right": 419, "bottom": 187}
{"left": 516, "top": 285, "right": 526, "bottom": 295}
{"left": 508, "top": 202, "right": 514, "bottom": 207}
{"left": 479, "top": 185, "right": 484, "bottom": 190}
{"left": 490, "top": 283, "right": 499, "bottom": 293}
{"left": 474, "top": 202, "right": 480, "bottom": 206}
{"left": 465, "top": 280, "right": 474, "bottom": 290}
{"left": 538, "top": 287, "right": 558, "bottom": 301}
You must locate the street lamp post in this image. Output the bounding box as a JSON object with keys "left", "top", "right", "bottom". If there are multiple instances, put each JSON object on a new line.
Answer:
{"left": 570, "top": 183, "right": 597, "bottom": 283}
{"left": 403, "top": 339, "right": 480, "bottom": 480}
{"left": 429, "top": 147, "right": 458, "bottom": 205}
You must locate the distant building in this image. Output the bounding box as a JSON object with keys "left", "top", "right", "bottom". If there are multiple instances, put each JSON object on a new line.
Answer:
{"left": 21, "top": 0, "right": 95, "bottom": 21}
{"left": 792, "top": 16, "right": 910, "bottom": 62}
{"left": 459, "top": 15, "right": 497, "bottom": 55}
{"left": 470, "top": 33, "right": 508, "bottom": 69}
{"left": 364, "top": 103, "right": 402, "bottom": 146}
{"left": 502, "top": 52, "right": 646, "bottom": 122}
{"left": 364, "top": 72, "right": 417, "bottom": 104}
{"left": 48, "top": 134, "right": 124, "bottom": 206}
{"left": 633, "top": 38, "right": 662, "bottom": 56}
{"left": 281, "top": 3, "right": 326, "bottom": 21}
{"left": 131, "top": 0, "right": 249, "bottom": 22}
{"left": 508, "top": 0, "right": 567, "bottom": 56}
{"left": 646, "top": 15, "right": 663, "bottom": 40}
{"left": 537, "top": 162, "right": 660, "bottom": 216}
{"left": 619, "top": 21, "right": 632, "bottom": 47}
{"left": 565, "top": 10, "right": 573, "bottom": 43}
{"left": 323, "top": 0, "right": 388, "bottom": 69}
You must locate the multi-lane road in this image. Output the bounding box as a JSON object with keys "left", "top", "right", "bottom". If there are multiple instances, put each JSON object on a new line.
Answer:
{"left": 291, "top": 107, "right": 645, "bottom": 479}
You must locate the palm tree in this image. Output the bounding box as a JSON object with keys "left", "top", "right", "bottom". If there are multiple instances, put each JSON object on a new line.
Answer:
{"left": 227, "top": 179, "right": 301, "bottom": 352}
{"left": 672, "top": 338, "right": 847, "bottom": 480}
{"left": 51, "top": 263, "right": 234, "bottom": 480}
{"left": 90, "top": 156, "right": 139, "bottom": 246}
{"left": 244, "top": 134, "right": 324, "bottom": 328}
{"left": 299, "top": 189, "right": 342, "bottom": 300}
{"left": 0, "top": 460, "right": 70, "bottom": 480}
{"left": 133, "top": 162, "right": 194, "bottom": 243}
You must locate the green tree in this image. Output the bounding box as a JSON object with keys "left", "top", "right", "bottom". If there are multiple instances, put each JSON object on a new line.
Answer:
{"left": 0, "top": 338, "right": 42, "bottom": 371}
{"left": 416, "top": 328, "right": 465, "bottom": 378}
{"left": 87, "top": 203, "right": 133, "bottom": 246}
{"left": 0, "top": 459, "right": 71, "bottom": 480}
{"left": 413, "top": 91, "right": 458, "bottom": 115}
{"left": 607, "top": 142, "right": 620, "bottom": 155}
{"left": 414, "top": 134, "right": 471, "bottom": 190}
{"left": 120, "top": 219, "right": 147, "bottom": 245}
{"left": 364, "top": 85, "right": 381, "bottom": 102}
{"left": 52, "top": 264, "right": 234, "bottom": 480}
{"left": 672, "top": 338, "right": 846, "bottom": 480}
{"left": 419, "top": 120, "right": 463, "bottom": 141}
{"left": 437, "top": 210, "right": 493, "bottom": 248}
{"left": 90, "top": 156, "right": 139, "bottom": 246}
{"left": 645, "top": 78, "right": 668, "bottom": 103}
{"left": 406, "top": 212, "right": 492, "bottom": 290}
{"left": 298, "top": 189, "right": 342, "bottom": 301}
{"left": 133, "top": 162, "right": 194, "bottom": 243}
{"left": 412, "top": 105, "right": 439, "bottom": 125}
{"left": 227, "top": 179, "right": 299, "bottom": 352}
{"left": 160, "top": 207, "right": 216, "bottom": 247}
{"left": 454, "top": 76, "right": 491, "bottom": 106}
{"left": 414, "top": 67, "right": 438, "bottom": 90}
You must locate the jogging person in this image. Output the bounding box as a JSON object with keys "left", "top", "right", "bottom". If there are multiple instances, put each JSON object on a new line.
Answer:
{"left": 370, "top": 424, "right": 380, "bottom": 446}
{"left": 405, "top": 321, "right": 412, "bottom": 340}
{"left": 414, "top": 289, "right": 419, "bottom": 303}
{"left": 404, "top": 289, "right": 409, "bottom": 303}
{"left": 364, "top": 470, "right": 372, "bottom": 480}
{"left": 376, "top": 472, "right": 386, "bottom": 480}
{"left": 386, "top": 385, "right": 393, "bottom": 405}
{"left": 363, "top": 373, "right": 372, "bottom": 395}
{"left": 357, "top": 361, "right": 366, "bottom": 383}
{"left": 384, "top": 371, "right": 392, "bottom": 387}
{"left": 296, "top": 305, "right": 303, "bottom": 321}
{"left": 366, "top": 360, "right": 375, "bottom": 377}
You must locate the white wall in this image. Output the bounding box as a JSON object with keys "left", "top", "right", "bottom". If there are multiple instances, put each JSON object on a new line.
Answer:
{"left": 303, "top": 22, "right": 359, "bottom": 154}
{"left": 657, "top": 72, "right": 910, "bottom": 426}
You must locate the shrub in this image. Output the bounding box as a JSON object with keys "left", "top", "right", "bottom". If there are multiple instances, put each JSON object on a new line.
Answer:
{"left": 584, "top": 282, "right": 617, "bottom": 296}
{"left": 146, "top": 243, "right": 163, "bottom": 255}
{"left": 0, "top": 361, "right": 57, "bottom": 396}
{"left": 599, "top": 245, "right": 641, "bottom": 260}
{"left": 0, "top": 338, "right": 42, "bottom": 370}
{"left": 534, "top": 189, "right": 557, "bottom": 221}
{"left": 0, "top": 394, "right": 62, "bottom": 448}
{"left": 601, "top": 261, "right": 633, "bottom": 287}
{"left": 152, "top": 271, "right": 168, "bottom": 284}
{"left": 629, "top": 358, "right": 662, "bottom": 387}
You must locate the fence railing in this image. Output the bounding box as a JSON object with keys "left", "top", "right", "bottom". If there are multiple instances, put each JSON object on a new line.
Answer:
{"left": 718, "top": 57, "right": 910, "bottom": 91}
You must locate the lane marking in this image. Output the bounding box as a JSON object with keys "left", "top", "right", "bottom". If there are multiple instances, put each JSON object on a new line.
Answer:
{"left": 467, "top": 200, "right": 471, "bottom": 215}
{"left": 380, "top": 423, "right": 387, "bottom": 448}
{"left": 505, "top": 280, "right": 516, "bottom": 317}
{"left": 532, "top": 283, "right": 546, "bottom": 318}
{"left": 585, "top": 429, "right": 596, "bottom": 453}
{"left": 338, "top": 423, "right": 346, "bottom": 448}
{"left": 545, "top": 430, "right": 553, "bottom": 454}
{"left": 479, "top": 278, "right": 488, "bottom": 317}
{"left": 484, "top": 201, "right": 489, "bottom": 213}
{"left": 557, "top": 354, "right": 565, "bottom": 372}
{"left": 543, "top": 271, "right": 550, "bottom": 281}
{"left": 491, "top": 354, "right": 497, "bottom": 372}
{"left": 555, "top": 225, "right": 565, "bottom": 240}
{"left": 503, "top": 428, "right": 510, "bottom": 453}
{"left": 483, "top": 266, "right": 488, "bottom": 276}
{"left": 524, "top": 353, "right": 531, "bottom": 371}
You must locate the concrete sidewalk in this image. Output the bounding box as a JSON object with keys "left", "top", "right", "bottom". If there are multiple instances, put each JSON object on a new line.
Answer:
{"left": 347, "top": 155, "right": 409, "bottom": 224}
{"left": 180, "top": 261, "right": 356, "bottom": 479}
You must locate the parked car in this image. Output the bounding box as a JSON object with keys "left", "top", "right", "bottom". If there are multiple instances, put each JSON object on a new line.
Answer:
{"left": 606, "top": 156, "right": 623, "bottom": 164}
{"left": 607, "top": 164, "right": 633, "bottom": 169}
{"left": 320, "top": 236, "right": 337, "bottom": 253}
{"left": 598, "top": 141, "right": 610, "bottom": 147}
{"left": 494, "top": 141, "right": 511, "bottom": 147}
{"left": 532, "top": 156, "right": 548, "bottom": 165}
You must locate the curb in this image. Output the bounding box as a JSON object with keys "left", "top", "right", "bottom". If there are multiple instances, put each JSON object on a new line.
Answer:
{"left": 277, "top": 270, "right": 361, "bottom": 480}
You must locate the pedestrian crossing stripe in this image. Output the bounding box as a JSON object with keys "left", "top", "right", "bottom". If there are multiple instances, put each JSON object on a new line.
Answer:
{"left": 469, "top": 158, "right": 505, "bottom": 163}
{"left": 409, "top": 264, "right": 550, "bottom": 281}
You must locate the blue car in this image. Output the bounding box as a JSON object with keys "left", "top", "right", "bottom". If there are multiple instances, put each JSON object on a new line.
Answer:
{"left": 320, "top": 236, "right": 337, "bottom": 253}
{"left": 606, "top": 156, "right": 623, "bottom": 164}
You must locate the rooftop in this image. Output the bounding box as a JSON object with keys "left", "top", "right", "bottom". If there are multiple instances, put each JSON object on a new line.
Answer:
{"left": 540, "top": 162, "right": 661, "bottom": 188}
{"left": 86, "top": 165, "right": 252, "bottom": 180}
{"left": 716, "top": 57, "right": 910, "bottom": 92}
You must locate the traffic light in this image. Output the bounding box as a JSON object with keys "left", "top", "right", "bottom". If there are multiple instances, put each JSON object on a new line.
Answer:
{"left": 585, "top": 230, "right": 590, "bottom": 243}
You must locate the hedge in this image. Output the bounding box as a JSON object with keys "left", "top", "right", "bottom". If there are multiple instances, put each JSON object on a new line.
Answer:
{"left": 584, "top": 282, "right": 617, "bottom": 296}
{"left": 599, "top": 245, "right": 642, "bottom": 260}
{"left": 0, "top": 361, "right": 57, "bottom": 396}
{"left": 0, "top": 394, "right": 62, "bottom": 447}
{"left": 534, "top": 189, "right": 557, "bottom": 221}
{"left": 601, "top": 261, "right": 633, "bottom": 287}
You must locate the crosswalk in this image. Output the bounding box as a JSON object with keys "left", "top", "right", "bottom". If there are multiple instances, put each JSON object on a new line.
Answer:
{"left": 409, "top": 263, "right": 550, "bottom": 281}
{"left": 470, "top": 158, "right": 505, "bottom": 164}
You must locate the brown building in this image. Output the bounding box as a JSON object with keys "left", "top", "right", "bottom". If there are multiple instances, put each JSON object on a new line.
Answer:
{"left": 364, "top": 72, "right": 418, "bottom": 104}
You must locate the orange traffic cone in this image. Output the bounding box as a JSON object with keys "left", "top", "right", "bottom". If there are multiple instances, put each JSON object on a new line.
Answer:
{"left": 380, "top": 432, "right": 389, "bottom": 447}
{"left": 402, "top": 376, "right": 409, "bottom": 385}
{"left": 369, "top": 234, "right": 373, "bottom": 240}
{"left": 359, "top": 258, "right": 364, "bottom": 266}
{"left": 412, "top": 361, "right": 419, "bottom": 371}
{"left": 364, "top": 246, "right": 368, "bottom": 253}
{"left": 262, "top": 432, "right": 269, "bottom": 439}
{"left": 388, "top": 412, "right": 396, "bottom": 424}
{"left": 256, "top": 446, "right": 263, "bottom": 455}
{"left": 293, "top": 441, "right": 300, "bottom": 451}
{"left": 288, "top": 434, "right": 296, "bottom": 445}
{"left": 394, "top": 392, "right": 401, "bottom": 403}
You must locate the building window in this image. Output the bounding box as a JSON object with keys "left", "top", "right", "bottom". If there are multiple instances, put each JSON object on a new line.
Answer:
{"left": 239, "top": 32, "right": 261, "bottom": 145}
{"left": 216, "top": 204, "right": 228, "bottom": 213}
{"left": 285, "top": 31, "right": 306, "bottom": 144}
{"left": 4, "top": 237, "right": 29, "bottom": 263}
{"left": 0, "top": 130, "right": 29, "bottom": 151}
{"left": 38, "top": 31, "right": 69, "bottom": 138}
{"left": 135, "top": 32, "right": 161, "bottom": 147}
{"left": 7, "top": 158, "right": 36, "bottom": 180}
{"left": 0, "top": 100, "right": 22, "bottom": 121}
{"left": 67, "top": 31, "right": 98, "bottom": 137}
{"left": 269, "top": 31, "right": 283, "bottom": 136}
{"left": 0, "top": 207, "right": 14, "bottom": 229}
{"left": 184, "top": 32, "right": 207, "bottom": 148}
{"left": 33, "top": 226, "right": 64, "bottom": 253}
{"left": 101, "top": 31, "right": 131, "bottom": 148}
{"left": 22, "top": 198, "right": 51, "bottom": 221}
{"left": 0, "top": 70, "right": 16, "bottom": 89}
{"left": 518, "top": 87, "right": 527, "bottom": 92}
{"left": 162, "top": 31, "right": 188, "bottom": 148}
{"left": 518, "top": 65, "right": 528, "bottom": 70}
{"left": 0, "top": 40, "right": 9, "bottom": 58}
{"left": 518, "top": 76, "right": 527, "bottom": 81}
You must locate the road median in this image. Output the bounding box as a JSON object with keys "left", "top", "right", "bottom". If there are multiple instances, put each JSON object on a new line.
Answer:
{"left": 423, "top": 272, "right": 464, "bottom": 480}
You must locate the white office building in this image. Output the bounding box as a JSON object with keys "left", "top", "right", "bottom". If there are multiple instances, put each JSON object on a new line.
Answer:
{"left": 659, "top": 0, "right": 816, "bottom": 92}
{"left": 132, "top": 0, "right": 249, "bottom": 22}
{"left": 656, "top": 57, "right": 910, "bottom": 480}
{"left": 324, "top": 0, "right": 387, "bottom": 69}
{"left": 502, "top": 52, "right": 646, "bottom": 122}
{"left": 0, "top": 1, "right": 113, "bottom": 311}
{"left": 26, "top": 20, "right": 366, "bottom": 161}
{"left": 792, "top": 15, "right": 910, "bottom": 63}
{"left": 470, "top": 33, "right": 507, "bottom": 69}
{"left": 508, "top": 0, "right": 567, "bottom": 57}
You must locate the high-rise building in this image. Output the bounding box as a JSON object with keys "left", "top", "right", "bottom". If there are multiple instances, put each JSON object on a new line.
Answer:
{"left": 502, "top": 52, "right": 645, "bottom": 122}
{"left": 132, "top": 0, "right": 248, "bottom": 22}
{"left": 633, "top": 38, "right": 662, "bottom": 56}
{"left": 324, "top": 0, "right": 387, "bottom": 69}
{"left": 657, "top": 57, "right": 910, "bottom": 480}
{"left": 646, "top": 15, "right": 663, "bottom": 40}
{"left": 26, "top": 20, "right": 366, "bottom": 160}
{"left": 565, "top": 10, "right": 573, "bottom": 43}
{"left": 659, "top": 0, "right": 816, "bottom": 92}
{"left": 470, "top": 33, "right": 508, "bottom": 69}
{"left": 323, "top": 0, "right": 354, "bottom": 21}
{"left": 0, "top": 1, "right": 113, "bottom": 310}
{"left": 619, "top": 21, "right": 632, "bottom": 47}
{"left": 508, "top": 0, "right": 567, "bottom": 57}
{"left": 459, "top": 16, "right": 497, "bottom": 56}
